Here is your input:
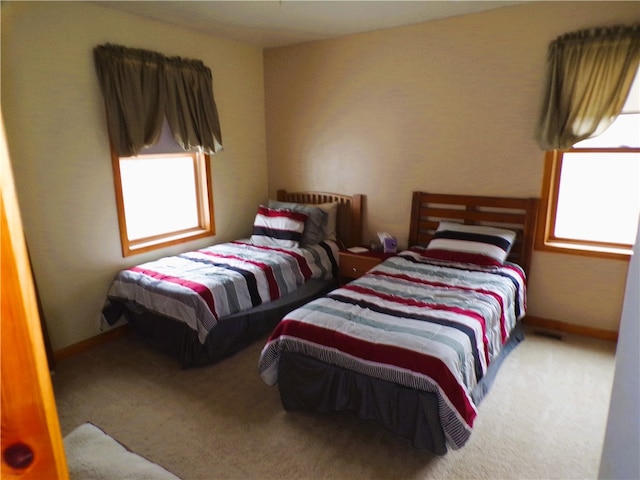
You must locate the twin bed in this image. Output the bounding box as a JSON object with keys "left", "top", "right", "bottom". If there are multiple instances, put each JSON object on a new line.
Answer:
{"left": 258, "top": 191, "right": 538, "bottom": 454}
{"left": 104, "top": 189, "right": 538, "bottom": 454}
{"left": 103, "top": 190, "right": 363, "bottom": 368}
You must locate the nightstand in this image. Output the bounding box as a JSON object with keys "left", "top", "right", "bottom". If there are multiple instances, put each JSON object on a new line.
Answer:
{"left": 338, "top": 250, "right": 396, "bottom": 282}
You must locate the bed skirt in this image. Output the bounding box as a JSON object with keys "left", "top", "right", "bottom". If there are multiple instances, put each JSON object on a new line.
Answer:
{"left": 118, "top": 279, "right": 337, "bottom": 368}
{"left": 276, "top": 323, "right": 525, "bottom": 454}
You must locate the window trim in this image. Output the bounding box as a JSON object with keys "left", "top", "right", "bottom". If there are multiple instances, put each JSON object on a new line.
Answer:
{"left": 111, "top": 150, "right": 215, "bottom": 257}
{"left": 535, "top": 149, "right": 635, "bottom": 260}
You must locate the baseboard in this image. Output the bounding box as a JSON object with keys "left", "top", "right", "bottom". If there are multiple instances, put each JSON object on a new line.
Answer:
{"left": 53, "top": 325, "right": 131, "bottom": 362}
{"left": 523, "top": 316, "right": 618, "bottom": 342}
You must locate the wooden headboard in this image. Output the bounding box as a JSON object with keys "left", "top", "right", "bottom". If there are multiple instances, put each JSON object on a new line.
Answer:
{"left": 276, "top": 190, "right": 364, "bottom": 248}
{"left": 408, "top": 192, "right": 539, "bottom": 275}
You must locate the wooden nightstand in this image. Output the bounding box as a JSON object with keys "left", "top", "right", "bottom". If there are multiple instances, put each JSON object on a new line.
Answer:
{"left": 338, "top": 250, "right": 396, "bottom": 282}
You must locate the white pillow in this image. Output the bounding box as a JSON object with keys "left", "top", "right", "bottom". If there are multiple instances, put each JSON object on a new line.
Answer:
{"left": 250, "top": 206, "right": 308, "bottom": 248}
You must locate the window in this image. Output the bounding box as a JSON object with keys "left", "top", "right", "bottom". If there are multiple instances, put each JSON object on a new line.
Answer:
{"left": 111, "top": 125, "right": 215, "bottom": 257}
{"left": 536, "top": 72, "right": 640, "bottom": 259}
{"left": 94, "top": 44, "right": 222, "bottom": 257}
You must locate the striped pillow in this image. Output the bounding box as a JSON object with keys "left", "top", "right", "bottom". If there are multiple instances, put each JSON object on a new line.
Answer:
{"left": 251, "top": 206, "right": 308, "bottom": 248}
{"left": 268, "top": 200, "right": 328, "bottom": 246}
{"left": 423, "top": 221, "right": 516, "bottom": 266}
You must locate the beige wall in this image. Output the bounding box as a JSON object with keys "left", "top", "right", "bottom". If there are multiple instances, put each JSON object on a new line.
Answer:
{"left": 1, "top": 2, "right": 268, "bottom": 350}
{"left": 264, "top": 2, "right": 639, "bottom": 333}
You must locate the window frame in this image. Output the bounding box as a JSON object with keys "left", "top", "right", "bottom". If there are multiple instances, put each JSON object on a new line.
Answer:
{"left": 535, "top": 148, "right": 637, "bottom": 260}
{"left": 111, "top": 149, "right": 215, "bottom": 257}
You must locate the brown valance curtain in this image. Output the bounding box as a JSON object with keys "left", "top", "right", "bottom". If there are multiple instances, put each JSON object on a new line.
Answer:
{"left": 535, "top": 24, "right": 640, "bottom": 151}
{"left": 94, "top": 44, "right": 223, "bottom": 157}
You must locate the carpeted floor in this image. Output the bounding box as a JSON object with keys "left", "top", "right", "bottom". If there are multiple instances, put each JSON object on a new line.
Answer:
{"left": 53, "top": 326, "right": 615, "bottom": 479}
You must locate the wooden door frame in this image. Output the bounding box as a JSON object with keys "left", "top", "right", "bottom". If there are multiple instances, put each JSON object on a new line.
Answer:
{"left": 1, "top": 114, "right": 68, "bottom": 478}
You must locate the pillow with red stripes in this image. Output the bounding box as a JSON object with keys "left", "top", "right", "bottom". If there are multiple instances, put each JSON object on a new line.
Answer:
{"left": 250, "top": 206, "right": 308, "bottom": 248}
{"left": 268, "top": 200, "right": 328, "bottom": 246}
{"left": 422, "top": 221, "right": 516, "bottom": 266}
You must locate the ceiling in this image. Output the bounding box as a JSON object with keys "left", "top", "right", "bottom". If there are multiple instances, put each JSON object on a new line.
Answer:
{"left": 95, "top": 1, "right": 528, "bottom": 49}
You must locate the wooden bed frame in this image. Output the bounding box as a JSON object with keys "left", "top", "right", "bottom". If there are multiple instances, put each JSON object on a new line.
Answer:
{"left": 274, "top": 191, "right": 540, "bottom": 454}
{"left": 109, "top": 190, "right": 364, "bottom": 368}
{"left": 408, "top": 192, "right": 539, "bottom": 275}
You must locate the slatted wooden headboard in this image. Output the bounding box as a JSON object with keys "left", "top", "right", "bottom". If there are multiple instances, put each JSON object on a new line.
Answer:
{"left": 408, "top": 192, "right": 539, "bottom": 274}
{"left": 276, "top": 190, "right": 364, "bottom": 248}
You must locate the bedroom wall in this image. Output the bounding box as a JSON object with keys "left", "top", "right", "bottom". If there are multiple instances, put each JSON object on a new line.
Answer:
{"left": 263, "top": 1, "right": 639, "bottom": 335}
{"left": 1, "top": 2, "right": 268, "bottom": 350}
{"left": 598, "top": 218, "right": 640, "bottom": 479}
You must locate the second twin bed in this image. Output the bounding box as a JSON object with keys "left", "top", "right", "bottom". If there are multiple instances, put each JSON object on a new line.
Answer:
{"left": 258, "top": 191, "right": 538, "bottom": 454}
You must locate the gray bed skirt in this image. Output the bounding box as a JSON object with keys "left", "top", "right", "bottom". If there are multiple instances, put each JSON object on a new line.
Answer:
{"left": 276, "top": 323, "right": 525, "bottom": 454}
{"left": 107, "top": 279, "right": 336, "bottom": 368}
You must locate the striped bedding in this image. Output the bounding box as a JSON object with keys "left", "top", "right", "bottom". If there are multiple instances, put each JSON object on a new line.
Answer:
{"left": 106, "top": 240, "right": 339, "bottom": 343}
{"left": 259, "top": 250, "right": 526, "bottom": 449}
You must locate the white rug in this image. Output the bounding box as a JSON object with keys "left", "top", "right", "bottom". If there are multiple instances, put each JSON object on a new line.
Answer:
{"left": 64, "top": 423, "right": 180, "bottom": 480}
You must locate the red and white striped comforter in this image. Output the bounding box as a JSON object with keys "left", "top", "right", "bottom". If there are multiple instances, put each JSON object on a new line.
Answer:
{"left": 106, "top": 240, "right": 339, "bottom": 343}
{"left": 259, "top": 250, "right": 526, "bottom": 449}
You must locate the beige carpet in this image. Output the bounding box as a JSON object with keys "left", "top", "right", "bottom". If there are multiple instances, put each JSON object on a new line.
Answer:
{"left": 53, "top": 326, "right": 615, "bottom": 479}
{"left": 64, "top": 422, "right": 180, "bottom": 479}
